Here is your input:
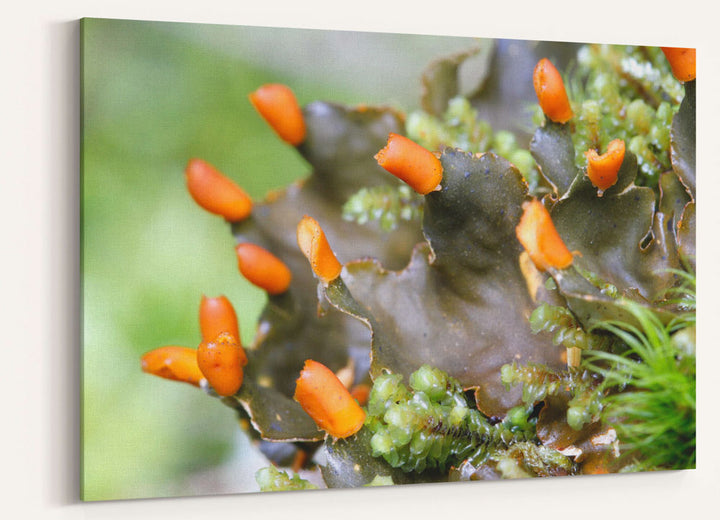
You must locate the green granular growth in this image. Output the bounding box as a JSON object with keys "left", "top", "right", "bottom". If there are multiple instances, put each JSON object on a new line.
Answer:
{"left": 342, "top": 184, "right": 423, "bottom": 232}
{"left": 566, "top": 44, "right": 682, "bottom": 187}
{"left": 255, "top": 466, "right": 318, "bottom": 492}
{"left": 365, "top": 365, "right": 532, "bottom": 473}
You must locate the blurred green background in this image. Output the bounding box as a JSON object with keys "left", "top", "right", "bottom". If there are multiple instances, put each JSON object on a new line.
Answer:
{"left": 80, "top": 17, "right": 476, "bottom": 501}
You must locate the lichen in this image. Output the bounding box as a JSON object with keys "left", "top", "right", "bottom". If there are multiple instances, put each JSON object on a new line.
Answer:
{"left": 142, "top": 38, "right": 696, "bottom": 489}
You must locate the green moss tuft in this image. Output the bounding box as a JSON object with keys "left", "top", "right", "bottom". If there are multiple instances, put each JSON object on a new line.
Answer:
{"left": 365, "top": 366, "right": 533, "bottom": 473}
{"left": 585, "top": 294, "right": 696, "bottom": 470}
{"left": 255, "top": 466, "right": 318, "bottom": 492}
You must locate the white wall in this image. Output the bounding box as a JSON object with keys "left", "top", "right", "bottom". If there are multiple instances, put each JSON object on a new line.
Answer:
{"left": 2, "top": 1, "right": 718, "bottom": 518}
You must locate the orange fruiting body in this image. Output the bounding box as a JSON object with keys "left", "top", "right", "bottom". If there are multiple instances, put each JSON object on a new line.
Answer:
{"left": 584, "top": 139, "right": 625, "bottom": 192}
{"left": 294, "top": 359, "right": 366, "bottom": 438}
{"left": 141, "top": 346, "right": 204, "bottom": 387}
{"left": 533, "top": 58, "right": 574, "bottom": 124}
{"left": 661, "top": 47, "right": 696, "bottom": 82}
{"left": 199, "top": 295, "right": 240, "bottom": 343}
{"left": 516, "top": 199, "right": 573, "bottom": 272}
{"left": 197, "top": 332, "right": 247, "bottom": 397}
{"left": 235, "top": 243, "right": 292, "bottom": 295}
{"left": 185, "top": 158, "right": 252, "bottom": 222}
{"left": 249, "top": 83, "right": 306, "bottom": 146}
{"left": 374, "top": 133, "right": 443, "bottom": 195}
{"left": 297, "top": 215, "right": 342, "bottom": 284}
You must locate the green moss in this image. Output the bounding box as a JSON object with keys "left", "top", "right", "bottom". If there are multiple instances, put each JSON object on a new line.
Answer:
{"left": 365, "top": 366, "right": 533, "bottom": 473}
{"left": 364, "top": 475, "right": 394, "bottom": 486}
{"left": 529, "top": 302, "right": 611, "bottom": 351}
{"left": 568, "top": 44, "right": 682, "bottom": 187}
{"left": 342, "top": 184, "right": 423, "bottom": 231}
{"left": 586, "top": 294, "right": 696, "bottom": 470}
{"left": 501, "top": 362, "right": 603, "bottom": 431}
{"left": 255, "top": 466, "right": 318, "bottom": 492}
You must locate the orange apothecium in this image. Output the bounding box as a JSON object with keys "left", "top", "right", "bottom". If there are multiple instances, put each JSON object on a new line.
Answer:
{"left": 297, "top": 215, "right": 342, "bottom": 285}
{"left": 294, "top": 359, "right": 366, "bottom": 438}
{"left": 197, "top": 332, "right": 248, "bottom": 397}
{"left": 141, "top": 346, "right": 204, "bottom": 387}
{"left": 249, "top": 83, "right": 306, "bottom": 146}
{"left": 199, "top": 295, "right": 240, "bottom": 344}
{"left": 516, "top": 199, "right": 574, "bottom": 272}
{"left": 533, "top": 58, "right": 574, "bottom": 124}
{"left": 235, "top": 243, "right": 292, "bottom": 295}
{"left": 585, "top": 139, "right": 625, "bottom": 193}
{"left": 374, "top": 133, "right": 443, "bottom": 195}
{"left": 661, "top": 47, "right": 696, "bottom": 82}
{"left": 185, "top": 158, "right": 253, "bottom": 222}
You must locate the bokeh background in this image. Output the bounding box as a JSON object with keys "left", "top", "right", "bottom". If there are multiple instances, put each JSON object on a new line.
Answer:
{"left": 80, "top": 18, "right": 478, "bottom": 501}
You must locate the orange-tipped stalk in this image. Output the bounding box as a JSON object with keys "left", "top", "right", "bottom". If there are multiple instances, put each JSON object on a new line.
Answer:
{"left": 141, "top": 346, "right": 204, "bottom": 387}
{"left": 249, "top": 84, "right": 306, "bottom": 146}
{"left": 197, "top": 332, "right": 247, "bottom": 397}
{"left": 185, "top": 158, "right": 252, "bottom": 222}
{"left": 294, "top": 359, "right": 366, "bottom": 438}
{"left": 584, "top": 139, "right": 625, "bottom": 193}
{"left": 374, "top": 133, "right": 443, "bottom": 195}
{"left": 661, "top": 47, "right": 696, "bottom": 82}
{"left": 296, "top": 215, "right": 342, "bottom": 284}
{"left": 199, "top": 295, "right": 240, "bottom": 343}
{"left": 516, "top": 199, "right": 574, "bottom": 272}
{"left": 533, "top": 58, "right": 574, "bottom": 124}
{"left": 235, "top": 243, "right": 292, "bottom": 295}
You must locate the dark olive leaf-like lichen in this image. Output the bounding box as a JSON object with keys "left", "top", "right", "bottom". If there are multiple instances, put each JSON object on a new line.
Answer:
{"left": 656, "top": 171, "right": 692, "bottom": 273}
{"left": 153, "top": 41, "right": 695, "bottom": 484}
{"left": 530, "top": 121, "right": 577, "bottom": 197}
{"left": 420, "top": 41, "right": 495, "bottom": 117}
{"left": 670, "top": 81, "right": 696, "bottom": 197}
{"left": 232, "top": 382, "right": 323, "bottom": 441}
{"left": 236, "top": 102, "right": 422, "bottom": 271}
{"left": 526, "top": 116, "right": 689, "bottom": 329}
{"left": 670, "top": 81, "right": 696, "bottom": 271}
{"left": 532, "top": 76, "right": 695, "bottom": 324}
{"left": 551, "top": 152, "right": 665, "bottom": 299}
{"left": 324, "top": 150, "right": 565, "bottom": 417}
{"left": 659, "top": 172, "right": 692, "bottom": 246}
{"left": 677, "top": 201, "right": 696, "bottom": 271}
{"left": 221, "top": 102, "right": 423, "bottom": 441}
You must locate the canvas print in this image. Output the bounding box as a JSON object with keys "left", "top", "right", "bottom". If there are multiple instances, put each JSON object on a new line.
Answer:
{"left": 80, "top": 17, "right": 696, "bottom": 501}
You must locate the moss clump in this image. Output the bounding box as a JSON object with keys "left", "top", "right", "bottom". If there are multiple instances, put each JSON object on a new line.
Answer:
{"left": 564, "top": 44, "right": 682, "bottom": 187}
{"left": 586, "top": 295, "right": 696, "bottom": 470}
{"left": 365, "top": 365, "right": 533, "bottom": 473}
{"left": 255, "top": 466, "right": 318, "bottom": 492}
